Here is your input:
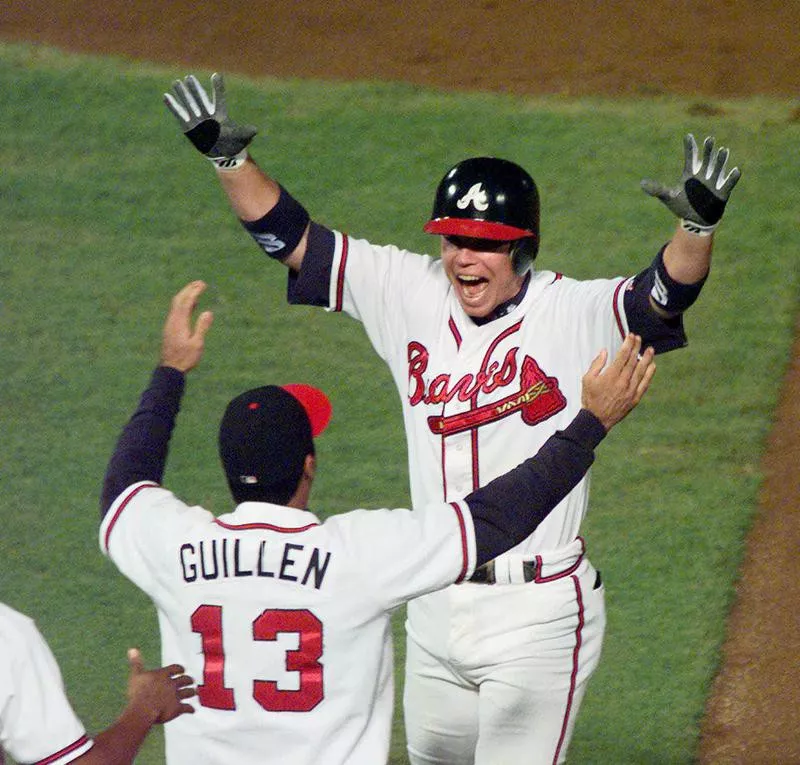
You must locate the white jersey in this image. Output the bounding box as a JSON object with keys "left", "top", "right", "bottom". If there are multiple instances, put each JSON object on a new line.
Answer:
{"left": 0, "top": 602, "right": 93, "bottom": 764}
{"left": 324, "top": 232, "right": 631, "bottom": 555}
{"left": 99, "top": 481, "right": 477, "bottom": 765}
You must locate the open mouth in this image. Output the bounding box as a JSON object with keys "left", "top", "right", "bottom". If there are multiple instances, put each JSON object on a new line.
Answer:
{"left": 458, "top": 274, "right": 487, "bottom": 287}
{"left": 458, "top": 274, "right": 486, "bottom": 286}
{"left": 457, "top": 274, "right": 489, "bottom": 301}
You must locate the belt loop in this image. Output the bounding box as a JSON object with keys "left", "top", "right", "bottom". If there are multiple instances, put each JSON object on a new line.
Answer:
{"left": 522, "top": 559, "right": 539, "bottom": 583}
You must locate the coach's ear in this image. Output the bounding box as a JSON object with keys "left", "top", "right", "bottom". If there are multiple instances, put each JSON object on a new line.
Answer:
{"left": 302, "top": 454, "right": 316, "bottom": 483}
{"left": 292, "top": 454, "right": 316, "bottom": 508}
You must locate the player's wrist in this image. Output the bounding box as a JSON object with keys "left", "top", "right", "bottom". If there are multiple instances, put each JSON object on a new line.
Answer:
{"left": 680, "top": 218, "right": 717, "bottom": 237}
{"left": 209, "top": 149, "right": 249, "bottom": 171}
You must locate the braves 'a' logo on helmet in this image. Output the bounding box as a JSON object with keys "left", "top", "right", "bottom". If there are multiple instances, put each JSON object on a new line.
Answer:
{"left": 456, "top": 183, "right": 490, "bottom": 212}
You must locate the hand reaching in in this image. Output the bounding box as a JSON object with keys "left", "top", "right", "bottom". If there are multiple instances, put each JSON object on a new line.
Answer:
{"left": 582, "top": 334, "right": 656, "bottom": 431}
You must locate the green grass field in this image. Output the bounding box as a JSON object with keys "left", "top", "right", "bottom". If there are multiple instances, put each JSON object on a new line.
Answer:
{"left": 1, "top": 42, "right": 798, "bottom": 763}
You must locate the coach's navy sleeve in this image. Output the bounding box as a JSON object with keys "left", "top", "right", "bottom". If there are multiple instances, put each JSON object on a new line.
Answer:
{"left": 467, "top": 410, "right": 606, "bottom": 566}
{"left": 100, "top": 366, "right": 184, "bottom": 518}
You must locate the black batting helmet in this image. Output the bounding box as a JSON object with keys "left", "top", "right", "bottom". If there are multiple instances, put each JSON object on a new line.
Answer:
{"left": 423, "top": 157, "right": 540, "bottom": 262}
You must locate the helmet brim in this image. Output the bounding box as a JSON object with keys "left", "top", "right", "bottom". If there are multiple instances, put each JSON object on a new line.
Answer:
{"left": 423, "top": 217, "right": 536, "bottom": 241}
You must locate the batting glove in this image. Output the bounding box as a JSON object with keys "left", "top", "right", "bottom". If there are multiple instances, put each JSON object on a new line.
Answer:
{"left": 641, "top": 133, "right": 741, "bottom": 235}
{"left": 164, "top": 73, "right": 257, "bottom": 170}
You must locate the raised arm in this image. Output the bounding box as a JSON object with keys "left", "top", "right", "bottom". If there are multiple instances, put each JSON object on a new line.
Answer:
{"left": 466, "top": 334, "right": 656, "bottom": 565}
{"left": 641, "top": 133, "right": 741, "bottom": 316}
{"left": 100, "top": 281, "right": 213, "bottom": 516}
{"left": 164, "top": 73, "right": 309, "bottom": 271}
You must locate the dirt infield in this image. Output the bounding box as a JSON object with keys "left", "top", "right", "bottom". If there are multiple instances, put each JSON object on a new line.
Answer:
{"left": 2, "top": 1, "right": 798, "bottom": 760}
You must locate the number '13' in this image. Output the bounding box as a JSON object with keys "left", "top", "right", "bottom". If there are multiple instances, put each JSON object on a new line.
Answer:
{"left": 191, "top": 604, "right": 324, "bottom": 712}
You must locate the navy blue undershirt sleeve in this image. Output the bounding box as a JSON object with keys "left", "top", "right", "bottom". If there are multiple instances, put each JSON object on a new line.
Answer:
{"left": 100, "top": 365, "right": 185, "bottom": 518}
{"left": 466, "top": 409, "right": 607, "bottom": 565}
{"left": 287, "top": 222, "right": 336, "bottom": 306}
{"left": 624, "top": 244, "right": 688, "bottom": 354}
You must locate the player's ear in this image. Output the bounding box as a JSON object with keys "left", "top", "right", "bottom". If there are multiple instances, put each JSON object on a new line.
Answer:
{"left": 302, "top": 454, "right": 316, "bottom": 483}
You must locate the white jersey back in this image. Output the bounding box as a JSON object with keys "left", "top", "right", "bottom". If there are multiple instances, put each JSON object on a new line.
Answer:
{"left": 326, "top": 232, "right": 631, "bottom": 554}
{"left": 0, "top": 602, "right": 92, "bottom": 764}
{"left": 99, "top": 482, "right": 476, "bottom": 764}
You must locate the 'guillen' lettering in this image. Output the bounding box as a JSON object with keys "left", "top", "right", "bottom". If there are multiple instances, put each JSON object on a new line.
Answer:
{"left": 179, "top": 537, "right": 331, "bottom": 589}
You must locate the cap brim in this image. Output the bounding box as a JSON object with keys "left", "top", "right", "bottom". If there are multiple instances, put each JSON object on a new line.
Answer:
{"left": 423, "top": 217, "right": 535, "bottom": 241}
{"left": 281, "top": 384, "right": 332, "bottom": 437}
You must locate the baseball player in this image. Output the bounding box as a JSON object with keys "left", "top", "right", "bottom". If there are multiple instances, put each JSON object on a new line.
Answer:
{"left": 163, "top": 74, "right": 740, "bottom": 764}
{"left": 0, "top": 600, "right": 194, "bottom": 764}
{"left": 99, "top": 280, "right": 653, "bottom": 764}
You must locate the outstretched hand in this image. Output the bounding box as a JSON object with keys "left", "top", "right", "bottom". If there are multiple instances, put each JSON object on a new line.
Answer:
{"left": 641, "top": 133, "right": 741, "bottom": 232}
{"left": 160, "top": 280, "right": 214, "bottom": 373}
{"left": 164, "top": 72, "right": 258, "bottom": 164}
{"left": 581, "top": 334, "right": 656, "bottom": 431}
{"left": 126, "top": 648, "right": 196, "bottom": 725}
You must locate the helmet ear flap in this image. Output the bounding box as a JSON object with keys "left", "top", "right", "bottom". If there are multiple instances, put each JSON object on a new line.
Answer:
{"left": 510, "top": 237, "right": 538, "bottom": 273}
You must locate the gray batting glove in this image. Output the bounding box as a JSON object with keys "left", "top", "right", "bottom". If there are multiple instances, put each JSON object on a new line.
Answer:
{"left": 164, "top": 73, "right": 257, "bottom": 169}
{"left": 641, "top": 133, "right": 741, "bottom": 234}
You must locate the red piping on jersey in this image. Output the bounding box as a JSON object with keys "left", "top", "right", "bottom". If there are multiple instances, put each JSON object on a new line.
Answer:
{"left": 450, "top": 502, "right": 470, "bottom": 583}
{"left": 470, "top": 428, "right": 481, "bottom": 491}
{"left": 440, "top": 436, "right": 448, "bottom": 501}
{"left": 440, "top": 317, "right": 461, "bottom": 499}
{"left": 534, "top": 537, "right": 586, "bottom": 583}
{"left": 612, "top": 278, "right": 627, "bottom": 340}
{"left": 552, "top": 575, "right": 585, "bottom": 765}
{"left": 34, "top": 735, "right": 92, "bottom": 764}
{"left": 333, "top": 234, "right": 349, "bottom": 311}
{"left": 103, "top": 482, "right": 159, "bottom": 552}
{"left": 213, "top": 518, "right": 320, "bottom": 533}
{"left": 448, "top": 316, "right": 462, "bottom": 349}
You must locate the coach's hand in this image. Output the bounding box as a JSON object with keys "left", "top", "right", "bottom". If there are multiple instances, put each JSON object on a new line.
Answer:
{"left": 641, "top": 133, "right": 741, "bottom": 234}
{"left": 126, "top": 648, "right": 196, "bottom": 725}
{"left": 160, "top": 281, "right": 214, "bottom": 373}
{"left": 581, "top": 334, "right": 656, "bottom": 431}
{"left": 164, "top": 73, "right": 257, "bottom": 168}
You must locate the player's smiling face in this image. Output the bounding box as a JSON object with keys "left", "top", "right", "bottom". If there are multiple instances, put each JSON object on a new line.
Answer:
{"left": 440, "top": 235, "right": 525, "bottom": 318}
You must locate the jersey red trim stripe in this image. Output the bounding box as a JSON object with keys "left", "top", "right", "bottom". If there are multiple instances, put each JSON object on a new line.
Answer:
{"left": 439, "top": 430, "right": 448, "bottom": 501}
{"left": 612, "top": 277, "right": 627, "bottom": 340}
{"left": 470, "top": 428, "right": 480, "bottom": 491}
{"left": 449, "top": 501, "right": 470, "bottom": 583}
{"left": 552, "top": 575, "right": 585, "bottom": 764}
{"left": 534, "top": 537, "right": 586, "bottom": 583}
{"left": 33, "top": 734, "right": 92, "bottom": 764}
{"left": 333, "top": 233, "right": 349, "bottom": 311}
{"left": 103, "top": 482, "right": 160, "bottom": 552}
{"left": 212, "top": 519, "right": 320, "bottom": 533}
{"left": 448, "top": 316, "right": 462, "bottom": 349}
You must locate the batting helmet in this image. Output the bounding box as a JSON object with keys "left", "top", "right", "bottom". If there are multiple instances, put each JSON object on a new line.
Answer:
{"left": 423, "top": 157, "right": 540, "bottom": 263}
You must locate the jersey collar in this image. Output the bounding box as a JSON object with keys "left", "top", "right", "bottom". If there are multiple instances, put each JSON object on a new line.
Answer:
{"left": 217, "top": 502, "right": 321, "bottom": 529}
{"left": 471, "top": 270, "right": 532, "bottom": 326}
